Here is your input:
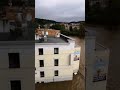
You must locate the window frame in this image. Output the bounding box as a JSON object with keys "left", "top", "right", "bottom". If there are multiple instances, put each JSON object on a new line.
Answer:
{"left": 39, "top": 48, "right": 43, "bottom": 55}
{"left": 10, "top": 80, "right": 21, "bottom": 90}
{"left": 39, "top": 60, "right": 44, "bottom": 67}
{"left": 54, "top": 59, "right": 59, "bottom": 66}
{"left": 54, "top": 70, "right": 58, "bottom": 76}
{"left": 40, "top": 71, "right": 45, "bottom": 77}
{"left": 54, "top": 48, "right": 59, "bottom": 54}
{"left": 8, "top": 53, "right": 20, "bottom": 68}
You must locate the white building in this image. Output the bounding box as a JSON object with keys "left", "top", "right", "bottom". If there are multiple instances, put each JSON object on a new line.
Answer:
{"left": 0, "top": 41, "right": 35, "bottom": 90}
{"left": 35, "top": 28, "right": 81, "bottom": 83}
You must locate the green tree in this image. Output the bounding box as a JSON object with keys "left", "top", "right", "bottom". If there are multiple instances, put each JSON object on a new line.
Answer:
{"left": 73, "top": 27, "right": 78, "bottom": 31}
{"left": 50, "top": 24, "right": 65, "bottom": 30}
{"left": 69, "top": 26, "right": 73, "bottom": 31}
{"left": 79, "top": 23, "right": 85, "bottom": 38}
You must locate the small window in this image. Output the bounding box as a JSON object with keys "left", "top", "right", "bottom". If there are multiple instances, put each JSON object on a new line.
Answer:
{"left": 54, "top": 59, "right": 59, "bottom": 66}
{"left": 39, "top": 60, "right": 44, "bottom": 67}
{"left": 10, "top": 80, "right": 21, "bottom": 90}
{"left": 54, "top": 48, "right": 59, "bottom": 54}
{"left": 39, "top": 48, "right": 43, "bottom": 55}
{"left": 40, "top": 71, "right": 44, "bottom": 77}
{"left": 8, "top": 53, "right": 20, "bottom": 68}
{"left": 54, "top": 70, "right": 58, "bottom": 76}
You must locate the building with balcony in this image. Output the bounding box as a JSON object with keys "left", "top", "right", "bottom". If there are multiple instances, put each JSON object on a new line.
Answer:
{"left": 35, "top": 26, "right": 81, "bottom": 83}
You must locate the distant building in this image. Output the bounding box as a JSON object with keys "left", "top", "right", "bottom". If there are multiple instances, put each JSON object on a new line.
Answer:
{"left": 35, "top": 26, "right": 81, "bottom": 83}
{"left": 60, "top": 23, "right": 80, "bottom": 30}
{"left": 70, "top": 23, "right": 80, "bottom": 30}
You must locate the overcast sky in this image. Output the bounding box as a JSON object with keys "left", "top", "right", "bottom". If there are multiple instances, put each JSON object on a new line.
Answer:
{"left": 35, "top": 0, "right": 85, "bottom": 22}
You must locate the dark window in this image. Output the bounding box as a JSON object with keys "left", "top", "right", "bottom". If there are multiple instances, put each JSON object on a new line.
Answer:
{"left": 8, "top": 53, "right": 20, "bottom": 68}
{"left": 54, "top": 48, "right": 59, "bottom": 54}
{"left": 54, "top": 70, "right": 58, "bottom": 76}
{"left": 54, "top": 59, "right": 59, "bottom": 66}
{"left": 10, "top": 80, "right": 21, "bottom": 90}
{"left": 40, "top": 71, "right": 44, "bottom": 77}
{"left": 39, "top": 48, "right": 43, "bottom": 55}
{"left": 39, "top": 60, "right": 44, "bottom": 67}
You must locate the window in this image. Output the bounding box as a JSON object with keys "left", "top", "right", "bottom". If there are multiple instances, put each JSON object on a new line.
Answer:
{"left": 39, "top": 48, "right": 43, "bottom": 55}
{"left": 10, "top": 80, "right": 21, "bottom": 90}
{"left": 54, "top": 59, "right": 59, "bottom": 66}
{"left": 8, "top": 53, "right": 20, "bottom": 68}
{"left": 54, "top": 48, "right": 59, "bottom": 54}
{"left": 39, "top": 60, "right": 44, "bottom": 67}
{"left": 54, "top": 70, "right": 58, "bottom": 76}
{"left": 40, "top": 71, "right": 44, "bottom": 77}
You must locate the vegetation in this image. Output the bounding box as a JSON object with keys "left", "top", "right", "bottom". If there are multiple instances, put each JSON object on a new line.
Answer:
{"left": 50, "top": 24, "right": 65, "bottom": 30}
{"left": 34, "top": 18, "right": 85, "bottom": 38}
{"left": 35, "top": 18, "right": 58, "bottom": 26}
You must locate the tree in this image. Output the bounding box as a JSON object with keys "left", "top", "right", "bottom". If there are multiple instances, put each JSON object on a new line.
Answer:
{"left": 79, "top": 23, "right": 85, "bottom": 38}
{"left": 50, "top": 24, "right": 65, "bottom": 30}
{"left": 69, "top": 26, "right": 73, "bottom": 31}
{"left": 73, "top": 27, "right": 78, "bottom": 31}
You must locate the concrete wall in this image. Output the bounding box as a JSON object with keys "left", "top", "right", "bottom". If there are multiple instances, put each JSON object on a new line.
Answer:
{"left": 0, "top": 43, "right": 35, "bottom": 90}
{"left": 85, "top": 36, "right": 109, "bottom": 90}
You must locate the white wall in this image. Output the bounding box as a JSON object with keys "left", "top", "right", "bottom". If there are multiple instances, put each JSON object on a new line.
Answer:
{"left": 35, "top": 42, "right": 80, "bottom": 83}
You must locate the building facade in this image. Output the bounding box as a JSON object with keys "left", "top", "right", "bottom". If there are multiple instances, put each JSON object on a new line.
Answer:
{"left": 35, "top": 28, "right": 81, "bottom": 83}
{"left": 0, "top": 41, "right": 35, "bottom": 90}
{"left": 85, "top": 34, "right": 109, "bottom": 90}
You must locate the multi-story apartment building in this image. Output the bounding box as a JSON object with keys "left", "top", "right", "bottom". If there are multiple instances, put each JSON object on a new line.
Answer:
{"left": 35, "top": 27, "right": 81, "bottom": 83}
{"left": 0, "top": 41, "right": 35, "bottom": 90}
{"left": 0, "top": 1, "right": 35, "bottom": 89}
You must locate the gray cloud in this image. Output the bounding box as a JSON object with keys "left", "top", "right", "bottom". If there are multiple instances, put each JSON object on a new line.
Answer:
{"left": 35, "top": 0, "right": 85, "bottom": 22}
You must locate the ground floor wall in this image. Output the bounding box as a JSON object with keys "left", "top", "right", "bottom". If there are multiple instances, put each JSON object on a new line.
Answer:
{"left": 35, "top": 66, "right": 75, "bottom": 83}
{"left": 0, "top": 69, "right": 35, "bottom": 90}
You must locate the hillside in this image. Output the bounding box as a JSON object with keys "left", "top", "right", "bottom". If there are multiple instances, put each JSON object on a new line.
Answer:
{"left": 35, "top": 18, "right": 59, "bottom": 25}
